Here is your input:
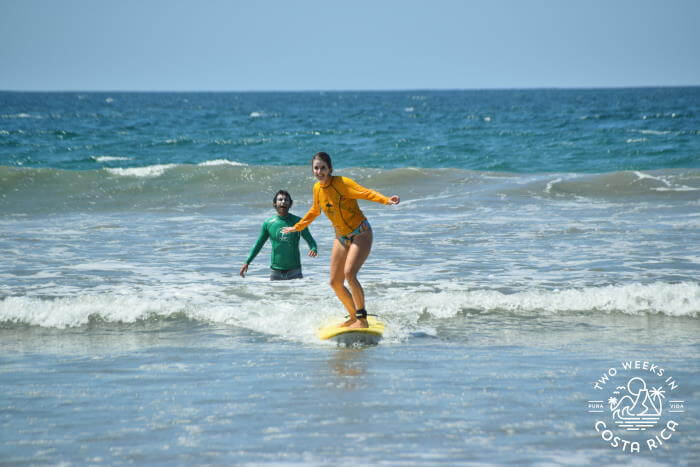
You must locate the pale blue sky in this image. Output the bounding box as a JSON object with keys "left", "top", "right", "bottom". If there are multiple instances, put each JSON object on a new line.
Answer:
{"left": 2, "top": 0, "right": 698, "bottom": 91}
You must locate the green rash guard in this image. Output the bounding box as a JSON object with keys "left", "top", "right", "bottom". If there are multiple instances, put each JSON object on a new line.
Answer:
{"left": 245, "top": 214, "right": 317, "bottom": 271}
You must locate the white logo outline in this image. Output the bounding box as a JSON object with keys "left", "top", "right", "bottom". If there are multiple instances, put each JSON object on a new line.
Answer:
{"left": 586, "top": 360, "right": 686, "bottom": 454}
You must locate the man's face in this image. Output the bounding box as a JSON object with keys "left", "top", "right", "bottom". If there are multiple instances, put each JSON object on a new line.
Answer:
{"left": 275, "top": 194, "right": 290, "bottom": 216}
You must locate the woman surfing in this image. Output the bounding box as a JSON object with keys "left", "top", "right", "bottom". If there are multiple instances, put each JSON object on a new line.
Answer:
{"left": 282, "top": 152, "right": 400, "bottom": 328}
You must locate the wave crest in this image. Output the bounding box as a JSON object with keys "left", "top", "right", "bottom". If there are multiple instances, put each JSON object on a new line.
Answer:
{"left": 2, "top": 282, "right": 696, "bottom": 332}
{"left": 1, "top": 165, "right": 698, "bottom": 215}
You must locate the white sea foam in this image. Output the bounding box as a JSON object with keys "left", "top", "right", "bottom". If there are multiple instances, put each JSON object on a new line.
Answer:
{"left": 544, "top": 177, "right": 563, "bottom": 194}
{"left": 654, "top": 185, "right": 699, "bottom": 192}
{"left": 1, "top": 282, "right": 696, "bottom": 333}
{"left": 633, "top": 171, "right": 698, "bottom": 191}
{"left": 1, "top": 113, "right": 39, "bottom": 119}
{"left": 197, "top": 159, "right": 247, "bottom": 167}
{"left": 93, "top": 156, "right": 132, "bottom": 162}
{"left": 642, "top": 112, "right": 680, "bottom": 120}
{"left": 0, "top": 294, "right": 183, "bottom": 328}
{"left": 633, "top": 170, "right": 670, "bottom": 185}
{"left": 65, "top": 261, "right": 137, "bottom": 271}
{"left": 249, "top": 111, "right": 263, "bottom": 118}
{"left": 138, "top": 363, "right": 191, "bottom": 372}
{"left": 377, "top": 281, "right": 700, "bottom": 319}
{"left": 105, "top": 164, "right": 177, "bottom": 178}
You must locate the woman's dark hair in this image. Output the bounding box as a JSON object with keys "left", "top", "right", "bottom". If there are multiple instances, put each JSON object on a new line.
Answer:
{"left": 311, "top": 151, "right": 333, "bottom": 173}
{"left": 273, "top": 190, "right": 293, "bottom": 208}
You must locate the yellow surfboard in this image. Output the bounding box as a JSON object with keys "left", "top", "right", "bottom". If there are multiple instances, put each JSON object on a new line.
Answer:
{"left": 318, "top": 316, "right": 385, "bottom": 345}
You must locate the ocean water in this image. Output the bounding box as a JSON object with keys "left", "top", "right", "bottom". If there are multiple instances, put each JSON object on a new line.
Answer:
{"left": 1, "top": 89, "right": 699, "bottom": 465}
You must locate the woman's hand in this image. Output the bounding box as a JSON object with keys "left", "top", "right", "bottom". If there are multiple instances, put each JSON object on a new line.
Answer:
{"left": 388, "top": 195, "right": 400, "bottom": 205}
{"left": 281, "top": 226, "right": 296, "bottom": 234}
{"left": 308, "top": 250, "right": 318, "bottom": 258}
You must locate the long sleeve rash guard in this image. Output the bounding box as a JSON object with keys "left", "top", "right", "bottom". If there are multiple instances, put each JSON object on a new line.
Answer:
{"left": 291, "top": 176, "right": 390, "bottom": 236}
{"left": 246, "top": 213, "right": 317, "bottom": 271}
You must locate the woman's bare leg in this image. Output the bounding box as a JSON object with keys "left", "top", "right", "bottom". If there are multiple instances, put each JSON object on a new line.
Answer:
{"left": 344, "top": 230, "right": 373, "bottom": 328}
{"left": 329, "top": 238, "right": 356, "bottom": 324}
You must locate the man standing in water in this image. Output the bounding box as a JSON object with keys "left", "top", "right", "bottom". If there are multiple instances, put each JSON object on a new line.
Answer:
{"left": 240, "top": 190, "right": 318, "bottom": 280}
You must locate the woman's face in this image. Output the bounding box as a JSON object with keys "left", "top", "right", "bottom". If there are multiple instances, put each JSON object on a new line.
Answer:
{"left": 312, "top": 159, "right": 331, "bottom": 183}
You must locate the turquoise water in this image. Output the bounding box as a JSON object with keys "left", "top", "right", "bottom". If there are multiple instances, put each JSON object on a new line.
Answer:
{"left": 2, "top": 88, "right": 699, "bottom": 172}
{"left": 1, "top": 89, "right": 699, "bottom": 465}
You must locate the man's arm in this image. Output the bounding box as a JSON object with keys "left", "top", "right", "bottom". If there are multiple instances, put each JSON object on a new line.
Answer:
{"left": 240, "top": 222, "right": 270, "bottom": 277}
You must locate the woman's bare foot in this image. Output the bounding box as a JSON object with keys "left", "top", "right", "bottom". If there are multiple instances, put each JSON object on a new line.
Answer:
{"left": 339, "top": 318, "right": 356, "bottom": 327}
{"left": 347, "top": 317, "right": 368, "bottom": 329}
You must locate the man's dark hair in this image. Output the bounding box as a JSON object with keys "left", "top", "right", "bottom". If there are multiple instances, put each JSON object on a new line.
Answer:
{"left": 273, "top": 190, "right": 293, "bottom": 208}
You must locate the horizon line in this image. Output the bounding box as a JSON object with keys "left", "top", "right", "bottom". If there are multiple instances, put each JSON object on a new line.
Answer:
{"left": 2, "top": 84, "right": 699, "bottom": 93}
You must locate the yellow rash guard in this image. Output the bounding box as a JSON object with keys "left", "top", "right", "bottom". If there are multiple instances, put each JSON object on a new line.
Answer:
{"left": 291, "top": 176, "right": 390, "bottom": 236}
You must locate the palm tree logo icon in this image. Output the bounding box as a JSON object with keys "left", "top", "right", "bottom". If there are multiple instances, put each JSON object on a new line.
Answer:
{"left": 608, "top": 377, "right": 665, "bottom": 430}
